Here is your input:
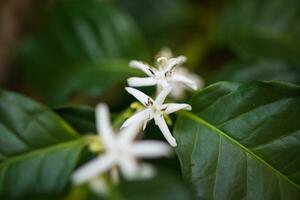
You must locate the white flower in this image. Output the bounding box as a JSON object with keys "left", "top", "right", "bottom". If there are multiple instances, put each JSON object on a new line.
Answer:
{"left": 127, "top": 51, "right": 203, "bottom": 98}
{"left": 122, "top": 87, "right": 192, "bottom": 147}
{"left": 155, "top": 47, "right": 204, "bottom": 99}
{"left": 168, "top": 67, "right": 204, "bottom": 99}
{"left": 72, "top": 103, "right": 172, "bottom": 188}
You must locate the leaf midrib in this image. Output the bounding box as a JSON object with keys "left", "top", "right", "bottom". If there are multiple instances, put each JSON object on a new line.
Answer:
{"left": 179, "top": 111, "right": 300, "bottom": 190}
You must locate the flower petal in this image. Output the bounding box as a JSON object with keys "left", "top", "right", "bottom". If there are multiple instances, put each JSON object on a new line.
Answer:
{"left": 118, "top": 156, "right": 139, "bottom": 180}
{"left": 125, "top": 87, "right": 154, "bottom": 106}
{"left": 119, "top": 122, "right": 143, "bottom": 144}
{"left": 169, "top": 74, "right": 198, "bottom": 90}
{"left": 88, "top": 178, "right": 107, "bottom": 195}
{"left": 127, "top": 77, "right": 156, "bottom": 87}
{"left": 164, "top": 58, "right": 178, "bottom": 72}
{"left": 164, "top": 56, "right": 186, "bottom": 72}
{"left": 130, "top": 141, "right": 172, "bottom": 158}
{"left": 162, "top": 103, "right": 191, "bottom": 114}
{"left": 72, "top": 153, "right": 115, "bottom": 184}
{"left": 155, "top": 86, "right": 172, "bottom": 106}
{"left": 129, "top": 60, "right": 156, "bottom": 77}
{"left": 134, "top": 163, "right": 156, "bottom": 180}
{"left": 96, "top": 104, "right": 115, "bottom": 148}
{"left": 121, "top": 109, "right": 151, "bottom": 129}
{"left": 154, "top": 116, "right": 177, "bottom": 147}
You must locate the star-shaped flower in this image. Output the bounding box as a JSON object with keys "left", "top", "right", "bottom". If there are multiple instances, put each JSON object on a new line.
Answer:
{"left": 122, "top": 87, "right": 192, "bottom": 147}
{"left": 72, "top": 103, "right": 171, "bottom": 188}
{"left": 156, "top": 47, "right": 204, "bottom": 99}
{"left": 127, "top": 54, "right": 200, "bottom": 95}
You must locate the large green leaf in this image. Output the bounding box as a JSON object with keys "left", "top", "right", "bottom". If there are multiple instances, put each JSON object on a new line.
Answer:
{"left": 19, "top": 0, "right": 148, "bottom": 104}
{"left": 216, "top": 0, "right": 300, "bottom": 64}
{"left": 54, "top": 105, "right": 96, "bottom": 134}
{"left": 174, "top": 81, "right": 300, "bottom": 199}
{"left": 0, "top": 90, "right": 86, "bottom": 199}
{"left": 212, "top": 59, "right": 300, "bottom": 84}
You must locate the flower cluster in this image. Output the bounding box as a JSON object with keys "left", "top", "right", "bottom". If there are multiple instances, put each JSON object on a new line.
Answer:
{"left": 71, "top": 48, "right": 203, "bottom": 194}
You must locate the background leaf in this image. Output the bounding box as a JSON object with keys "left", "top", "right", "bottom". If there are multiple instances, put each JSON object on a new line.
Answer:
{"left": 174, "top": 81, "right": 300, "bottom": 199}
{"left": 216, "top": 0, "right": 300, "bottom": 64}
{"left": 19, "top": 0, "right": 149, "bottom": 105}
{"left": 212, "top": 59, "right": 300, "bottom": 84}
{"left": 54, "top": 105, "right": 96, "bottom": 134}
{"left": 0, "top": 90, "right": 86, "bottom": 199}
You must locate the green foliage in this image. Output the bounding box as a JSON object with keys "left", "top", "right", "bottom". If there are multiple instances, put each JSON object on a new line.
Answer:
{"left": 54, "top": 105, "right": 96, "bottom": 134}
{"left": 0, "top": 90, "right": 87, "bottom": 199}
{"left": 213, "top": 59, "right": 300, "bottom": 84}
{"left": 5, "top": 0, "right": 300, "bottom": 199}
{"left": 117, "top": 0, "right": 192, "bottom": 51}
{"left": 217, "top": 0, "right": 300, "bottom": 64}
{"left": 174, "top": 81, "right": 300, "bottom": 199}
{"left": 19, "top": 0, "right": 148, "bottom": 105}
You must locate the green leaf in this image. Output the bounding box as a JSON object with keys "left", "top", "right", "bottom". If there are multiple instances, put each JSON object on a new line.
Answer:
{"left": 19, "top": 0, "right": 148, "bottom": 104}
{"left": 116, "top": 169, "right": 195, "bottom": 200}
{"left": 217, "top": 0, "right": 300, "bottom": 64}
{"left": 54, "top": 105, "right": 96, "bottom": 134}
{"left": 0, "top": 90, "right": 86, "bottom": 199}
{"left": 174, "top": 81, "right": 300, "bottom": 199}
{"left": 213, "top": 59, "right": 300, "bottom": 84}
{"left": 117, "top": 0, "right": 192, "bottom": 50}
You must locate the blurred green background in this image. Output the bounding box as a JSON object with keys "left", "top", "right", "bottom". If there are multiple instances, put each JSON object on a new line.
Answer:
{"left": 1, "top": 0, "right": 298, "bottom": 110}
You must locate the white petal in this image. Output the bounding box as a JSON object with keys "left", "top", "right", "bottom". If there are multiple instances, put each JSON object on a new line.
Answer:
{"left": 155, "top": 86, "right": 172, "bottom": 106}
{"left": 163, "top": 58, "right": 177, "bottom": 72}
{"left": 129, "top": 60, "right": 156, "bottom": 77}
{"left": 121, "top": 109, "right": 151, "bottom": 129}
{"left": 72, "top": 153, "right": 115, "bottom": 184}
{"left": 125, "top": 87, "right": 154, "bottom": 106}
{"left": 154, "top": 116, "right": 177, "bottom": 147}
{"left": 176, "top": 56, "right": 187, "bottom": 65}
{"left": 169, "top": 74, "right": 198, "bottom": 90}
{"left": 95, "top": 104, "right": 115, "bottom": 148}
{"left": 118, "top": 156, "right": 139, "bottom": 180}
{"left": 119, "top": 122, "right": 143, "bottom": 144}
{"left": 142, "top": 119, "right": 149, "bottom": 130}
{"left": 88, "top": 178, "right": 107, "bottom": 195}
{"left": 127, "top": 77, "right": 157, "bottom": 87}
{"left": 164, "top": 56, "right": 186, "bottom": 72}
{"left": 130, "top": 141, "right": 172, "bottom": 158}
{"left": 134, "top": 163, "right": 156, "bottom": 180}
{"left": 169, "top": 83, "right": 185, "bottom": 100}
{"left": 162, "top": 103, "right": 191, "bottom": 114}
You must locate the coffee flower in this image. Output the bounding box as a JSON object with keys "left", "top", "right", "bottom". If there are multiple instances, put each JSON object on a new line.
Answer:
{"left": 156, "top": 48, "right": 204, "bottom": 99}
{"left": 122, "top": 87, "right": 191, "bottom": 147}
{"left": 127, "top": 54, "right": 200, "bottom": 96}
{"left": 72, "top": 103, "right": 171, "bottom": 191}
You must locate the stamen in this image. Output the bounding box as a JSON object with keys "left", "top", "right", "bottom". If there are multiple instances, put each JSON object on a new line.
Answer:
{"left": 145, "top": 98, "right": 153, "bottom": 106}
{"left": 161, "top": 106, "right": 168, "bottom": 112}
{"left": 148, "top": 68, "right": 155, "bottom": 75}
{"left": 165, "top": 70, "right": 172, "bottom": 77}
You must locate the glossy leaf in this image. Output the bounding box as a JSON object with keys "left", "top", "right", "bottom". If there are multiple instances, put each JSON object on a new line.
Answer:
{"left": 174, "top": 81, "right": 300, "bottom": 199}
{"left": 0, "top": 90, "right": 86, "bottom": 199}
{"left": 54, "top": 105, "right": 96, "bottom": 134}
{"left": 217, "top": 0, "right": 300, "bottom": 64}
{"left": 213, "top": 59, "right": 300, "bottom": 84}
{"left": 19, "top": 0, "right": 148, "bottom": 104}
